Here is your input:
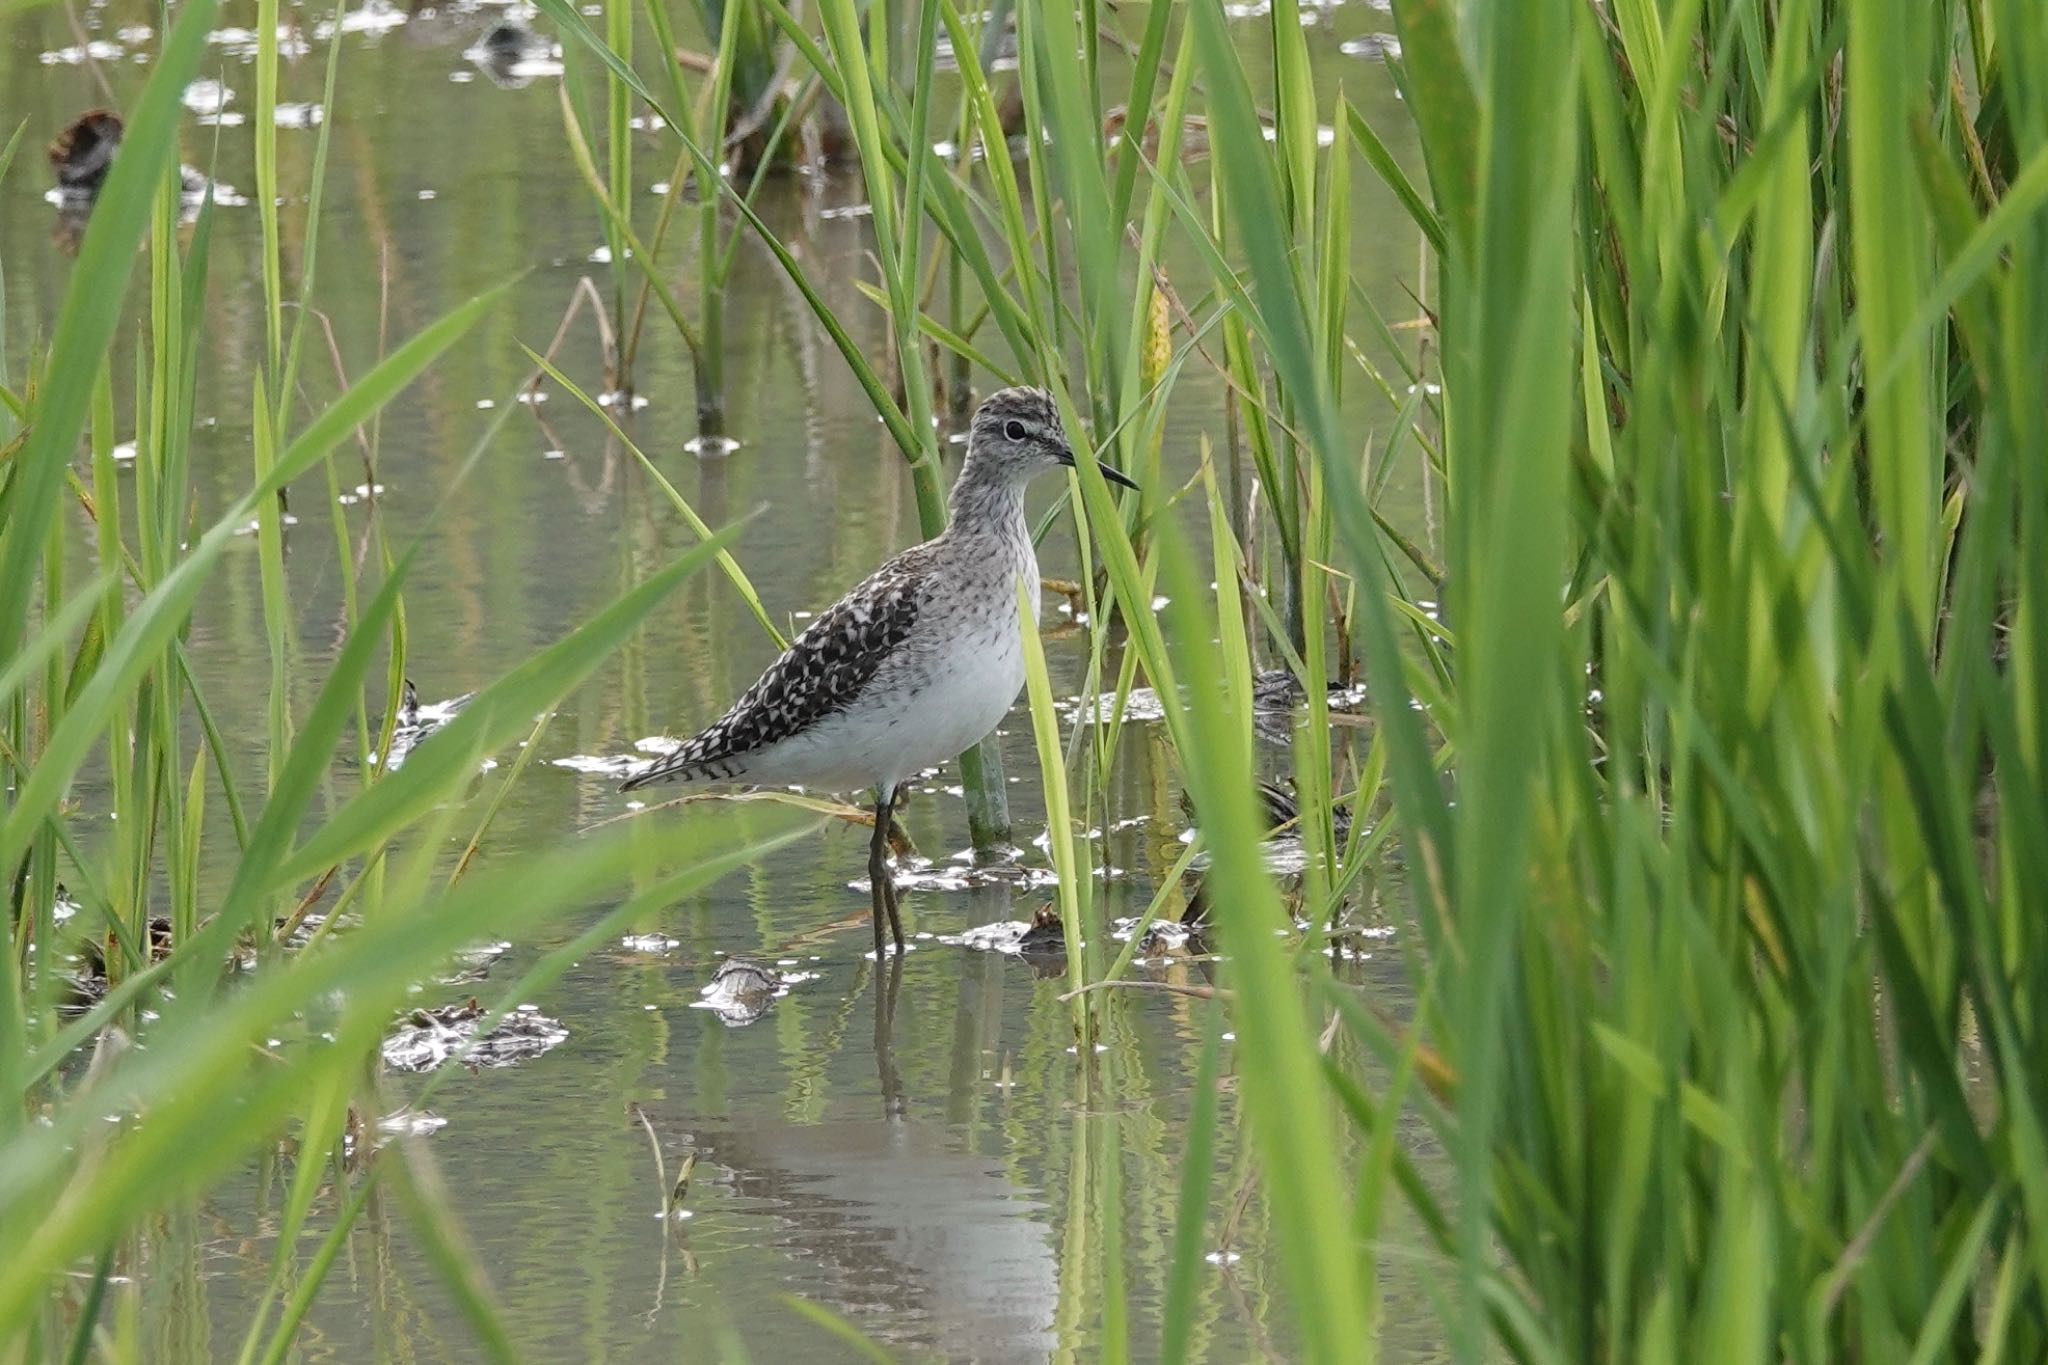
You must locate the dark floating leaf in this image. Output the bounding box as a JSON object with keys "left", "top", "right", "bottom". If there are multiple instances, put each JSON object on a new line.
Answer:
{"left": 48, "top": 109, "right": 123, "bottom": 191}
{"left": 463, "top": 22, "right": 562, "bottom": 88}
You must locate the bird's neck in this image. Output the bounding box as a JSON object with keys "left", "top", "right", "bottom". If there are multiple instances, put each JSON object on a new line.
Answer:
{"left": 944, "top": 457, "right": 1029, "bottom": 538}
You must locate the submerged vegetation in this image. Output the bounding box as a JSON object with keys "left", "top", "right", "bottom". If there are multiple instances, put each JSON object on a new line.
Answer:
{"left": 5, "top": 0, "right": 2048, "bottom": 1358}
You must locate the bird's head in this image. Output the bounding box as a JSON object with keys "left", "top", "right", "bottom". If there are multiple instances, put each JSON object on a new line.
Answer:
{"left": 967, "top": 386, "right": 1138, "bottom": 490}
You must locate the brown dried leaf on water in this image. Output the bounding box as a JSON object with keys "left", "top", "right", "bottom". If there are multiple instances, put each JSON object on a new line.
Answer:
{"left": 670, "top": 1151, "right": 697, "bottom": 1210}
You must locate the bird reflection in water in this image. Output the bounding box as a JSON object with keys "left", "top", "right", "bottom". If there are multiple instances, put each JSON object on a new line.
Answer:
{"left": 873, "top": 952, "right": 906, "bottom": 1120}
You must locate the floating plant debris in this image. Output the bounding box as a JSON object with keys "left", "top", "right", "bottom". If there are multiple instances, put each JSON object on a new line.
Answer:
{"left": 552, "top": 736, "right": 681, "bottom": 778}
{"left": 39, "top": 41, "right": 123, "bottom": 66}
{"left": 619, "top": 933, "right": 682, "bottom": 954}
{"left": 336, "top": 1108, "right": 450, "bottom": 1160}
{"left": 231, "top": 512, "right": 300, "bottom": 537}
{"left": 1029, "top": 815, "right": 1150, "bottom": 851}
{"left": 1060, "top": 669, "right": 1366, "bottom": 741}
{"left": 1178, "top": 779, "right": 1356, "bottom": 844}
{"left": 1059, "top": 684, "right": 1166, "bottom": 725}
{"left": 553, "top": 753, "right": 638, "bottom": 778}
{"left": 370, "top": 680, "right": 474, "bottom": 771}
{"left": 1262, "top": 123, "right": 1339, "bottom": 147}
{"left": 315, "top": 0, "right": 407, "bottom": 39}
{"left": 1341, "top": 33, "right": 1402, "bottom": 59}
{"left": 178, "top": 168, "right": 250, "bottom": 207}
{"left": 1222, "top": 0, "right": 1346, "bottom": 17}
{"left": 381, "top": 999, "right": 568, "bottom": 1072}
{"left": 1319, "top": 921, "right": 1397, "bottom": 961}
{"left": 207, "top": 25, "right": 311, "bottom": 60}
{"left": 376, "top": 1109, "right": 448, "bottom": 1140}
{"left": 182, "top": 79, "right": 235, "bottom": 117}
{"left": 691, "top": 957, "right": 805, "bottom": 1027}
{"left": 438, "top": 940, "right": 511, "bottom": 986}
{"left": 942, "top": 905, "right": 1068, "bottom": 958}
{"left": 59, "top": 916, "right": 175, "bottom": 1017}
{"left": 853, "top": 856, "right": 1059, "bottom": 894}
{"left": 1111, "top": 915, "right": 1206, "bottom": 958}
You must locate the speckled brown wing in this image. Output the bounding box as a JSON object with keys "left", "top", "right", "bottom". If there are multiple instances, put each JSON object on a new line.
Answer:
{"left": 621, "top": 554, "right": 926, "bottom": 790}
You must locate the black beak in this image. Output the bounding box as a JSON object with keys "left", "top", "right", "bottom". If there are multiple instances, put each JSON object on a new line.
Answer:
{"left": 1059, "top": 449, "right": 1139, "bottom": 491}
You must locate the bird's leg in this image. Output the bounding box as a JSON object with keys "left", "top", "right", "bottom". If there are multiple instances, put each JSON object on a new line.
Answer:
{"left": 881, "top": 856, "right": 905, "bottom": 954}
{"left": 868, "top": 785, "right": 897, "bottom": 957}
{"left": 880, "top": 786, "right": 907, "bottom": 951}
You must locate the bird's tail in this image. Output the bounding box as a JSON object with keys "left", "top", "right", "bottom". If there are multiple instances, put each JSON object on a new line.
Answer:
{"left": 619, "top": 747, "right": 740, "bottom": 792}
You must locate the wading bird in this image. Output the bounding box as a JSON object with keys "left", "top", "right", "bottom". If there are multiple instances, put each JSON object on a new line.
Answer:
{"left": 623, "top": 387, "right": 1138, "bottom": 956}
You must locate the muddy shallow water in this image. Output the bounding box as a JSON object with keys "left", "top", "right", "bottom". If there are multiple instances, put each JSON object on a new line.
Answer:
{"left": 2, "top": 0, "right": 1447, "bottom": 1358}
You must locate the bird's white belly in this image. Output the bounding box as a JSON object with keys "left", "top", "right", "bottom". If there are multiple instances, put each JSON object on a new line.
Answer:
{"left": 896, "top": 636, "right": 1027, "bottom": 762}
{"left": 730, "top": 553, "right": 1038, "bottom": 796}
{"left": 747, "top": 632, "right": 1025, "bottom": 794}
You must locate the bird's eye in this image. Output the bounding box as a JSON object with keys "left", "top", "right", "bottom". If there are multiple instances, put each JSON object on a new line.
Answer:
{"left": 1003, "top": 419, "right": 1027, "bottom": 441}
